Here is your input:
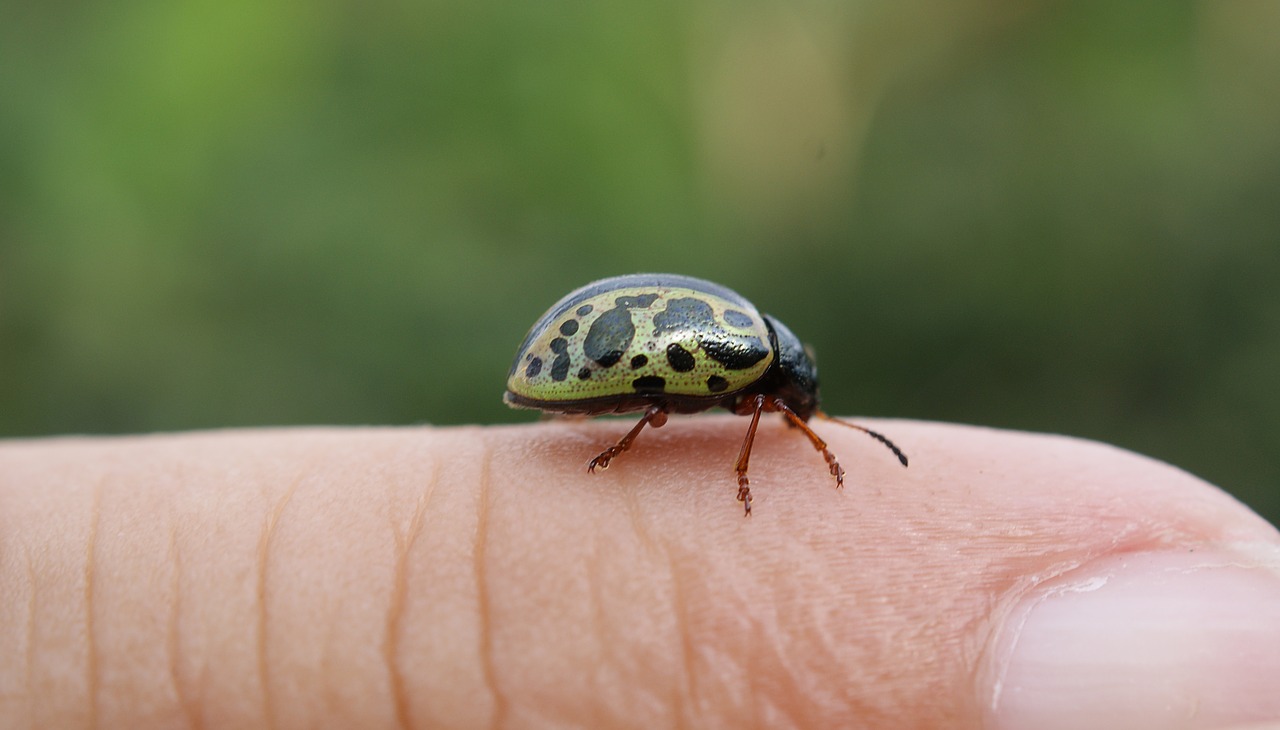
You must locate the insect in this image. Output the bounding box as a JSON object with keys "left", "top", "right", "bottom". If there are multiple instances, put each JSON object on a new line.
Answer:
{"left": 503, "top": 273, "right": 907, "bottom": 515}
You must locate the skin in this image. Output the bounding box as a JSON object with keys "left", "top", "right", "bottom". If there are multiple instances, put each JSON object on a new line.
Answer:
{"left": 0, "top": 418, "right": 1277, "bottom": 729}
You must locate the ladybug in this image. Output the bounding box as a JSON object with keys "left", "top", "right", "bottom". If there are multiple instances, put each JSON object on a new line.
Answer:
{"left": 503, "top": 273, "right": 907, "bottom": 515}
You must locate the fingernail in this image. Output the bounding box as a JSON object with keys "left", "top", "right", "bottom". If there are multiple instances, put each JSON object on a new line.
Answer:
{"left": 983, "top": 546, "right": 1280, "bottom": 730}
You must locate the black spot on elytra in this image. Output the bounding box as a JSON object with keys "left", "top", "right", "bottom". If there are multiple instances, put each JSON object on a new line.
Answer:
{"left": 577, "top": 366, "right": 591, "bottom": 380}
{"left": 559, "top": 319, "right": 579, "bottom": 336}
{"left": 653, "top": 297, "right": 769, "bottom": 371}
{"left": 616, "top": 293, "right": 660, "bottom": 308}
{"left": 525, "top": 357, "right": 542, "bottom": 378}
{"left": 665, "top": 343, "right": 696, "bottom": 372}
{"left": 584, "top": 294, "right": 658, "bottom": 368}
{"left": 724, "top": 309, "right": 754, "bottom": 328}
{"left": 549, "top": 337, "right": 568, "bottom": 354}
{"left": 706, "top": 375, "right": 729, "bottom": 392}
{"left": 631, "top": 375, "right": 666, "bottom": 393}
{"left": 652, "top": 297, "right": 714, "bottom": 335}
{"left": 583, "top": 309, "right": 632, "bottom": 367}
{"left": 630, "top": 354, "right": 648, "bottom": 369}
{"left": 576, "top": 304, "right": 594, "bottom": 316}
{"left": 701, "top": 337, "right": 769, "bottom": 370}
{"left": 550, "top": 353, "right": 571, "bottom": 381}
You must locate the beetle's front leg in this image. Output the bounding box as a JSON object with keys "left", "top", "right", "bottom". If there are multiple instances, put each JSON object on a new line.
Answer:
{"left": 587, "top": 404, "right": 668, "bottom": 472}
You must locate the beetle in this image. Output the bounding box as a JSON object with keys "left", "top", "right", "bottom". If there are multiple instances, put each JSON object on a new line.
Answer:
{"left": 503, "top": 273, "right": 907, "bottom": 515}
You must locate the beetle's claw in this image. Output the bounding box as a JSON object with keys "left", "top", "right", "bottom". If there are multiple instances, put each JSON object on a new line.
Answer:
{"left": 588, "top": 452, "right": 612, "bottom": 472}
{"left": 824, "top": 452, "right": 845, "bottom": 489}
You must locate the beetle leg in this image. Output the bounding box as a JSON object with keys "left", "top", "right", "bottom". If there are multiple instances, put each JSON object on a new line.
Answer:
{"left": 588, "top": 404, "right": 668, "bottom": 473}
{"left": 733, "top": 394, "right": 767, "bottom": 516}
{"left": 774, "top": 400, "right": 845, "bottom": 489}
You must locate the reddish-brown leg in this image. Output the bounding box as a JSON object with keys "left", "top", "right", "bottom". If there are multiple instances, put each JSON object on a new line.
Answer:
{"left": 732, "top": 394, "right": 767, "bottom": 516}
{"left": 774, "top": 399, "right": 846, "bottom": 488}
{"left": 587, "top": 404, "right": 668, "bottom": 472}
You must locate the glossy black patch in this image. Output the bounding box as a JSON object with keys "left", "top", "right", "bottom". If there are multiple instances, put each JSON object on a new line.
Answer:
{"left": 525, "top": 357, "right": 543, "bottom": 378}
{"left": 665, "top": 343, "right": 696, "bottom": 372}
{"left": 549, "top": 337, "right": 569, "bottom": 354}
{"left": 724, "top": 309, "right": 754, "bottom": 328}
{"left": 577, "top": 366, "right": 591, "bottom": 380}
{"left": 701, "top": 336, "right": 769, "bottom": 370}
{"left": 630, "top": 354, "right": 648, "bottom": 369}
{"left": 559, "top": 319, "right": 579, "bottom": 336}
{"left": 706, "top": 375, "right": 729, "bottom": 392}
{"left": 576, "top": 304, "right": 594, "bottom": 316}
{"left": 550, "top": 353, "right": 571, "bottom": 381}
{"left": 654, "top": 297, "right": 769, "bottom": 371}
{"left": 631, "top": 375, "right": 666, "bottom": 393}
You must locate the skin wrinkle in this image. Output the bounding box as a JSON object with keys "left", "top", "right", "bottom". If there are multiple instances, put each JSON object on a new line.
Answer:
{"left": 256, "top": 475, "right": 301, "bottom": 730}
{"left": 85, "top": 478, "right": 101, "bottom": 730}
{"left": 621, "top": 477, "right": 689, "bottom": 730}
{"left": 24, "top": 547, "right": 37, "bottom": 725}
{"left": 586, "top": 535, "right": 609, "bottom": 730}
{"left": 320, "top": 625, "right": 339, "bottom": 725}
{"left": 621, "top": 472, "right": 661, "bottom": 570}
{"left": 755, "top": 554, "right": 827, "bottom": 729}
{"left": 167, "top": 521, "right": 200, "bottom": 730}
{"left": 666, "top": 550, "right": 698, "bottom": 730}
{"left": 754, "top": 605, "right": 801, "bottom": 730}
{"left": 473, "top": 438, "right": 507, "bottom": 730}
{"left": 385, "top": 463, "right": 440, "bottom": 730}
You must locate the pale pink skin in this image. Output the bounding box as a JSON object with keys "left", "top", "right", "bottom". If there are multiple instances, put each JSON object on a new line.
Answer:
{"left": 1, "top": 418, "right": 1277, "bottom": 729}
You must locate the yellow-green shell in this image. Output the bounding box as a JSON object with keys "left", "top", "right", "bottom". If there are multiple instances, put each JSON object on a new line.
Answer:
{"left": 505, "top": 274, "right": 775, "bottom": 408}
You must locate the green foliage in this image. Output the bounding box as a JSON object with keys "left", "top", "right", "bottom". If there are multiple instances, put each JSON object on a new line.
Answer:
{"left": 2, "top": 1, "right": 1277, "bottom": 523}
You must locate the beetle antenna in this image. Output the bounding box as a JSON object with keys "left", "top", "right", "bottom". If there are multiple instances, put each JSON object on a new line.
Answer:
{"left": 816, "top": 412, "right": 908, "bottom": 467}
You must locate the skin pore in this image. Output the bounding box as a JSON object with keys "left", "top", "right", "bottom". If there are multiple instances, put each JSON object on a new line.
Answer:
{"left": 1, "top": 418, "right": 1278, "bottom": 729}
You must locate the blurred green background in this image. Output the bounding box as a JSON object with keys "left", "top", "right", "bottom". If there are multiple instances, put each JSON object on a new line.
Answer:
{"left": 1, "top": 1, "right": 1276, "bottom": 523}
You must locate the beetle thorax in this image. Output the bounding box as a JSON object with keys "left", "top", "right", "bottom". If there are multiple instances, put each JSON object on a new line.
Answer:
{"left": 753, "top": 314, "right": 820, "bottom": 420}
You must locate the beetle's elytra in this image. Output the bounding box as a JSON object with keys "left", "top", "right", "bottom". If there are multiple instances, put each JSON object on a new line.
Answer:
{"left": 504, "top": 273, "right": 907, "bottom": 515}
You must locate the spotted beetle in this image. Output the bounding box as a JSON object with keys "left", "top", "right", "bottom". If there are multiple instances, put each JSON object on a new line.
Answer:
{"left": 504, "top": 273, "right": 907, "bottom": 515}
